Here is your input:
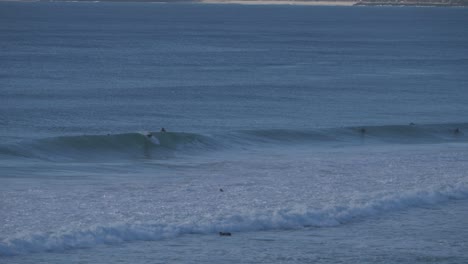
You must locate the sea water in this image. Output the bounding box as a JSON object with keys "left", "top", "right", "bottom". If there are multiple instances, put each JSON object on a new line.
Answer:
{"left": 1, "top": 2, "right": 468, "bottom": 263}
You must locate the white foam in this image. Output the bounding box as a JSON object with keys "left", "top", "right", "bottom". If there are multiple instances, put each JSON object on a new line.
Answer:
{"left": 1, "top": 183, "right": 467, "bottom": 256}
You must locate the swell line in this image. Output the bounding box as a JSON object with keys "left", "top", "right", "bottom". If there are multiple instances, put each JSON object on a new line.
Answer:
{"left": 0, "top": 122, "right": 466, "bottom": 162}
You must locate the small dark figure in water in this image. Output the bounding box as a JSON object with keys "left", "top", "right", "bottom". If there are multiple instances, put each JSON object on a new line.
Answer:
{"left": 219, "top": 232, "right": 231, "bottom": 236}
{"left": 161, "top": 128, "right": 166, "bottom": 132}
{"left": 146, "top": 132, "right": 153, "bottom": 138}
{"left": 409, "top": 122, "right": 416, "bottom": 126}
{"left": 360, "top": 128, "right": 366, "bottom": 134}
{"left": 219, "top": 188, "right": 224, "bottom": 192}
{"left": 454, "top": 128, "right": 460, "bottom": 134}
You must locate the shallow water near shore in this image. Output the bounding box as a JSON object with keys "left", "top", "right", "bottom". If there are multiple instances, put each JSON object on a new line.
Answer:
{"left": 1, "top": 2, "right": 468, "bottom": 263}
{"left": 6, "top": 199, "right": 468, "bottom": 264}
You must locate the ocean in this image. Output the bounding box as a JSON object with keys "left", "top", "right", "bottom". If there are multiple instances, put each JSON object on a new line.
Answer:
{"left": 1, "top": 2, "right": 468, "bottom": 263}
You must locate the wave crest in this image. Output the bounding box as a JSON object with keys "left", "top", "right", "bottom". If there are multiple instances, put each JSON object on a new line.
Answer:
{"left": 0, "top": 122, "right": 467, "bottom": 162}
{"left": 0, "top": 132, "right": 216, "bottom": 161}
{"left": 1, "top": 183, "right": 467, "bottom": 256}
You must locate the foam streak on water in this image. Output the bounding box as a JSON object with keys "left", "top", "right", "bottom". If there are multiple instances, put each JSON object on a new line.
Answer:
{"left": 1, "top": 2, "right": 468, "bottom": 263}
{"left": 1, "top": 182, "right": 467, "bottom": 256}
{"left": 1, "top": 139, "right": 468, "bottom": 257}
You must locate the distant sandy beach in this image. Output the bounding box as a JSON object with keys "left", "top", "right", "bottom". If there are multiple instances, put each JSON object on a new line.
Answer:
{"left": 0, "top": 0, "right": 357, "bottom": 3}
{"left": 0, "top": 0, "right": 357, "bottom": 4}
{"left": 200, "top": 0, "right": 357, "bottom": 5}
{"left": 1, "top": 0, "right": 466, "bottom": 6}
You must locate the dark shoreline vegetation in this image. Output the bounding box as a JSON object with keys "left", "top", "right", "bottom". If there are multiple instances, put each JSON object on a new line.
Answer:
{"left": 3, "top": 0, "right": 468, "bottom": 7}
{"left": 355, "top": 0, "right": 468, "bottom": 6}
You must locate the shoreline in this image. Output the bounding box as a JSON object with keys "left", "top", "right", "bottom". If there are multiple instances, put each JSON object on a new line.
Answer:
{"left": 199, "top": 0, "right": 357, "bottom": 5}
{"left": 1, "top": 0, "right": 467, "bottom": 7}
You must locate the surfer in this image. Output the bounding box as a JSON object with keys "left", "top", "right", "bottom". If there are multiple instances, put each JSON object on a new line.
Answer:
{"left": 454, "top": 128, "right": 460, "bottom": 134}
{"left": 146, "top": 132, "right": 153, "bottom": 138}
{"left": 360, "top": 128, "right": 366, "bottom": 134}
{"left": 161, "top": 128, "right": 166, "bottom": 132}
{"left": 219, "top": 232, "right": 231, "bottom": 236}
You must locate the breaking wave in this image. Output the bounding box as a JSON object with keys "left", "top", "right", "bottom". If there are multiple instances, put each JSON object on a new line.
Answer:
{"left": 0, "top": 132, "right": 217, "bottom": 161}
{"left": 1, "top": 183, "right": 467, "bottom": 256}
{"left": 0, "top": 122, "right": 466, "bottom": 161}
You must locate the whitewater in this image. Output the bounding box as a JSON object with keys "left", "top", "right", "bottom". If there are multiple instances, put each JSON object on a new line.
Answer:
{"left": 1, "top": 2, "right": 468, "bottom": 263}
{"left": 2, "top": 124, "right": 468, "bottom": 261}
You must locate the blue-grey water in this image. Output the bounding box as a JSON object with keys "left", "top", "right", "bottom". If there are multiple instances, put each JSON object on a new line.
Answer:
{"left": 1, "top": 2, "right": 468, "bottom": 263}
